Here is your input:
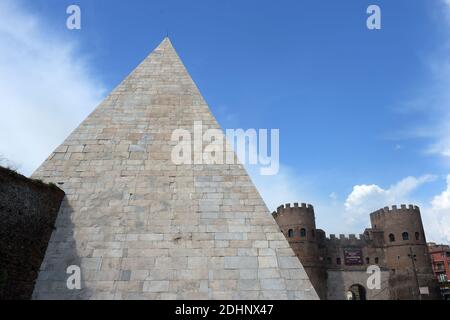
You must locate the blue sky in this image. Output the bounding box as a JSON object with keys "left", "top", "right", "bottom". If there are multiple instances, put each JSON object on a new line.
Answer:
{"left": 1, "top": 0, "right": 450, "bottom": 242}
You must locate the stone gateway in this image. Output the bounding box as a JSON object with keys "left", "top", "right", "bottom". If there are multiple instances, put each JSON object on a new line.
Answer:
{"left": 272, "top": 203, "right": 440, "bottom": 300}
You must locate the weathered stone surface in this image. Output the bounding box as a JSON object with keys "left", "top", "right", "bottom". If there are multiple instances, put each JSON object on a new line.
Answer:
{"left": 31, "top": 38, "right": 318, "bottom": 300}
{"left": 0, "top": 167, "right": 65, "bottom": 299}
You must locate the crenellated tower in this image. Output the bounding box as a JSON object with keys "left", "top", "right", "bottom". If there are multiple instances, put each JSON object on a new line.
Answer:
{"left": 272, "top": 201, "right": 441, "bottom": 300}
{"left": 272, "top": 203, "right": 327, "bottom": 299}
{"left": 369, "top": 205, "right": 440, "bottom": 299}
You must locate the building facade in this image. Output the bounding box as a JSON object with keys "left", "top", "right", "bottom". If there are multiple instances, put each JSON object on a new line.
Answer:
{"left": 273, "top": 203, "right": 441, "bottom": 300}
{"left": 428, "top": 243, "right": 450, "bottom": 299}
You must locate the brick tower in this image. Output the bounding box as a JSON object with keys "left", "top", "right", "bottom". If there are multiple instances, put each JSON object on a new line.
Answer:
{"left": 370, "top": 205, "right": 440, "bottom": 299}
{"left": 272, "top": 203, "right": 327, "bottom": 299}
{"left": 31, "top": 38, "right": 318, "bottom": 300}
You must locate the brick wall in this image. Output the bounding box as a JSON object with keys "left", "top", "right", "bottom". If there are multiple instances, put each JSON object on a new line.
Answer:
{"left": 0, "top": 166, "right": 64, "bottom": 299}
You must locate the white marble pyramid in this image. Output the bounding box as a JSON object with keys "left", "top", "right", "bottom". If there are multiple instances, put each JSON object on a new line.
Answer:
{"left": 31, "top": 38, "right": 318, "bottom": 300}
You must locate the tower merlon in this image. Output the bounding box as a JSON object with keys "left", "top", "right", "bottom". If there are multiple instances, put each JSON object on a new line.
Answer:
{"left": 275, "top": 202, "right": 315, "bottom": 215}
{"left": 370, "top": 204, "right": 420, "bottom": 217}
{"left": 326, "top": 233, "right": 366, "bottom": 242}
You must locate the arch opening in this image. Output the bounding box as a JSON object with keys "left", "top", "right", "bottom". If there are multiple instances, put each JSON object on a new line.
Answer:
{"left": 347, "top": 284, "right": 366, "bottom": 300}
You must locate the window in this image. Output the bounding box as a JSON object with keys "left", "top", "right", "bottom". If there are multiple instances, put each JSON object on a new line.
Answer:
{"left": 402, "top": 232, "right": 409, "bottom": 241}
{"left": 389, "top": 233, "right": 395, "bottom": 242}
{"left": 448, "top": 262, "right": 450, "bottom": 269}
{"left": 300, "top": 228, "right": 306, "bottom": 237}
{"left": 375, "top": 257, "right": 379, "bottom": 264}
{"left": 288, "top": 229, "right": 294, "bottom": 238}
{"left": 366, "top": 257, "right": 370, "bottom": 264}
{"left": 311, "top": 229, "right": 315, "bottom": 238}
{"left": 438, "top": 274, "right": 448, "bottom": 283}
{"left": 327, "top": 257, "right": 331, "bottom": 264}
{"left": 336, "top": 257, "right": 341, "bottom": 265}
{"left": 415, "top": 232, "right": 420, "bottom": 240}
{"left": 446, "top": 252, "right": 450, "bottom": 258}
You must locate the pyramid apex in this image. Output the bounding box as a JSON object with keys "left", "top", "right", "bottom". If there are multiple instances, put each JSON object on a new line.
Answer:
{"left": 154, "top": 36, "right": 175, "bottom": 52}
{"left": 162, "top": 36, "right": 172, "bottom": 44}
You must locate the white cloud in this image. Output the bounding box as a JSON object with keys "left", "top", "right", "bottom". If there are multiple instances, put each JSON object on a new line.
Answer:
{"left": 253, "top": 168, "right": 449, "bottom": 242}
{"left": 419, "top": 175, "right": 450, "bottom": 244}
{"left": 431, "top": 175, "right": 450, "bottom": 210}
{"left": 0, "top": 0, "right": 104, "bottom": 176}
{"left": 344, "top": 174, "right": 450, "bottom": 243}
{"left": 344, "top": 175, "right": 436, "bottom": 228}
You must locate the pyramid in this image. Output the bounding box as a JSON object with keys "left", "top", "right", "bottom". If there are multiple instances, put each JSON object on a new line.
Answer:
{"left": 31, "top": 38, "right": 318, "bottom": 300}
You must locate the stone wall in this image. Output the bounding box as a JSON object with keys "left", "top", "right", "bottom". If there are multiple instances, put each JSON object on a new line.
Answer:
{"left": 0, "top": 166, "right": 64, "bottom": 299}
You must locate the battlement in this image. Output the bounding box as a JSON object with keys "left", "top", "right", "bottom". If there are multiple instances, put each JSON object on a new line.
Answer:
{"left": 369, "top": 204, "right": 420, "bottom": 217}
{"left": 272, "top": 202, "right": 314, "bottom": 218}
{"left": 326, "top": 233, "right": 366, "bottom": 242}
{"left": 277, "top": 202, "right": 314, "bottom": 213}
